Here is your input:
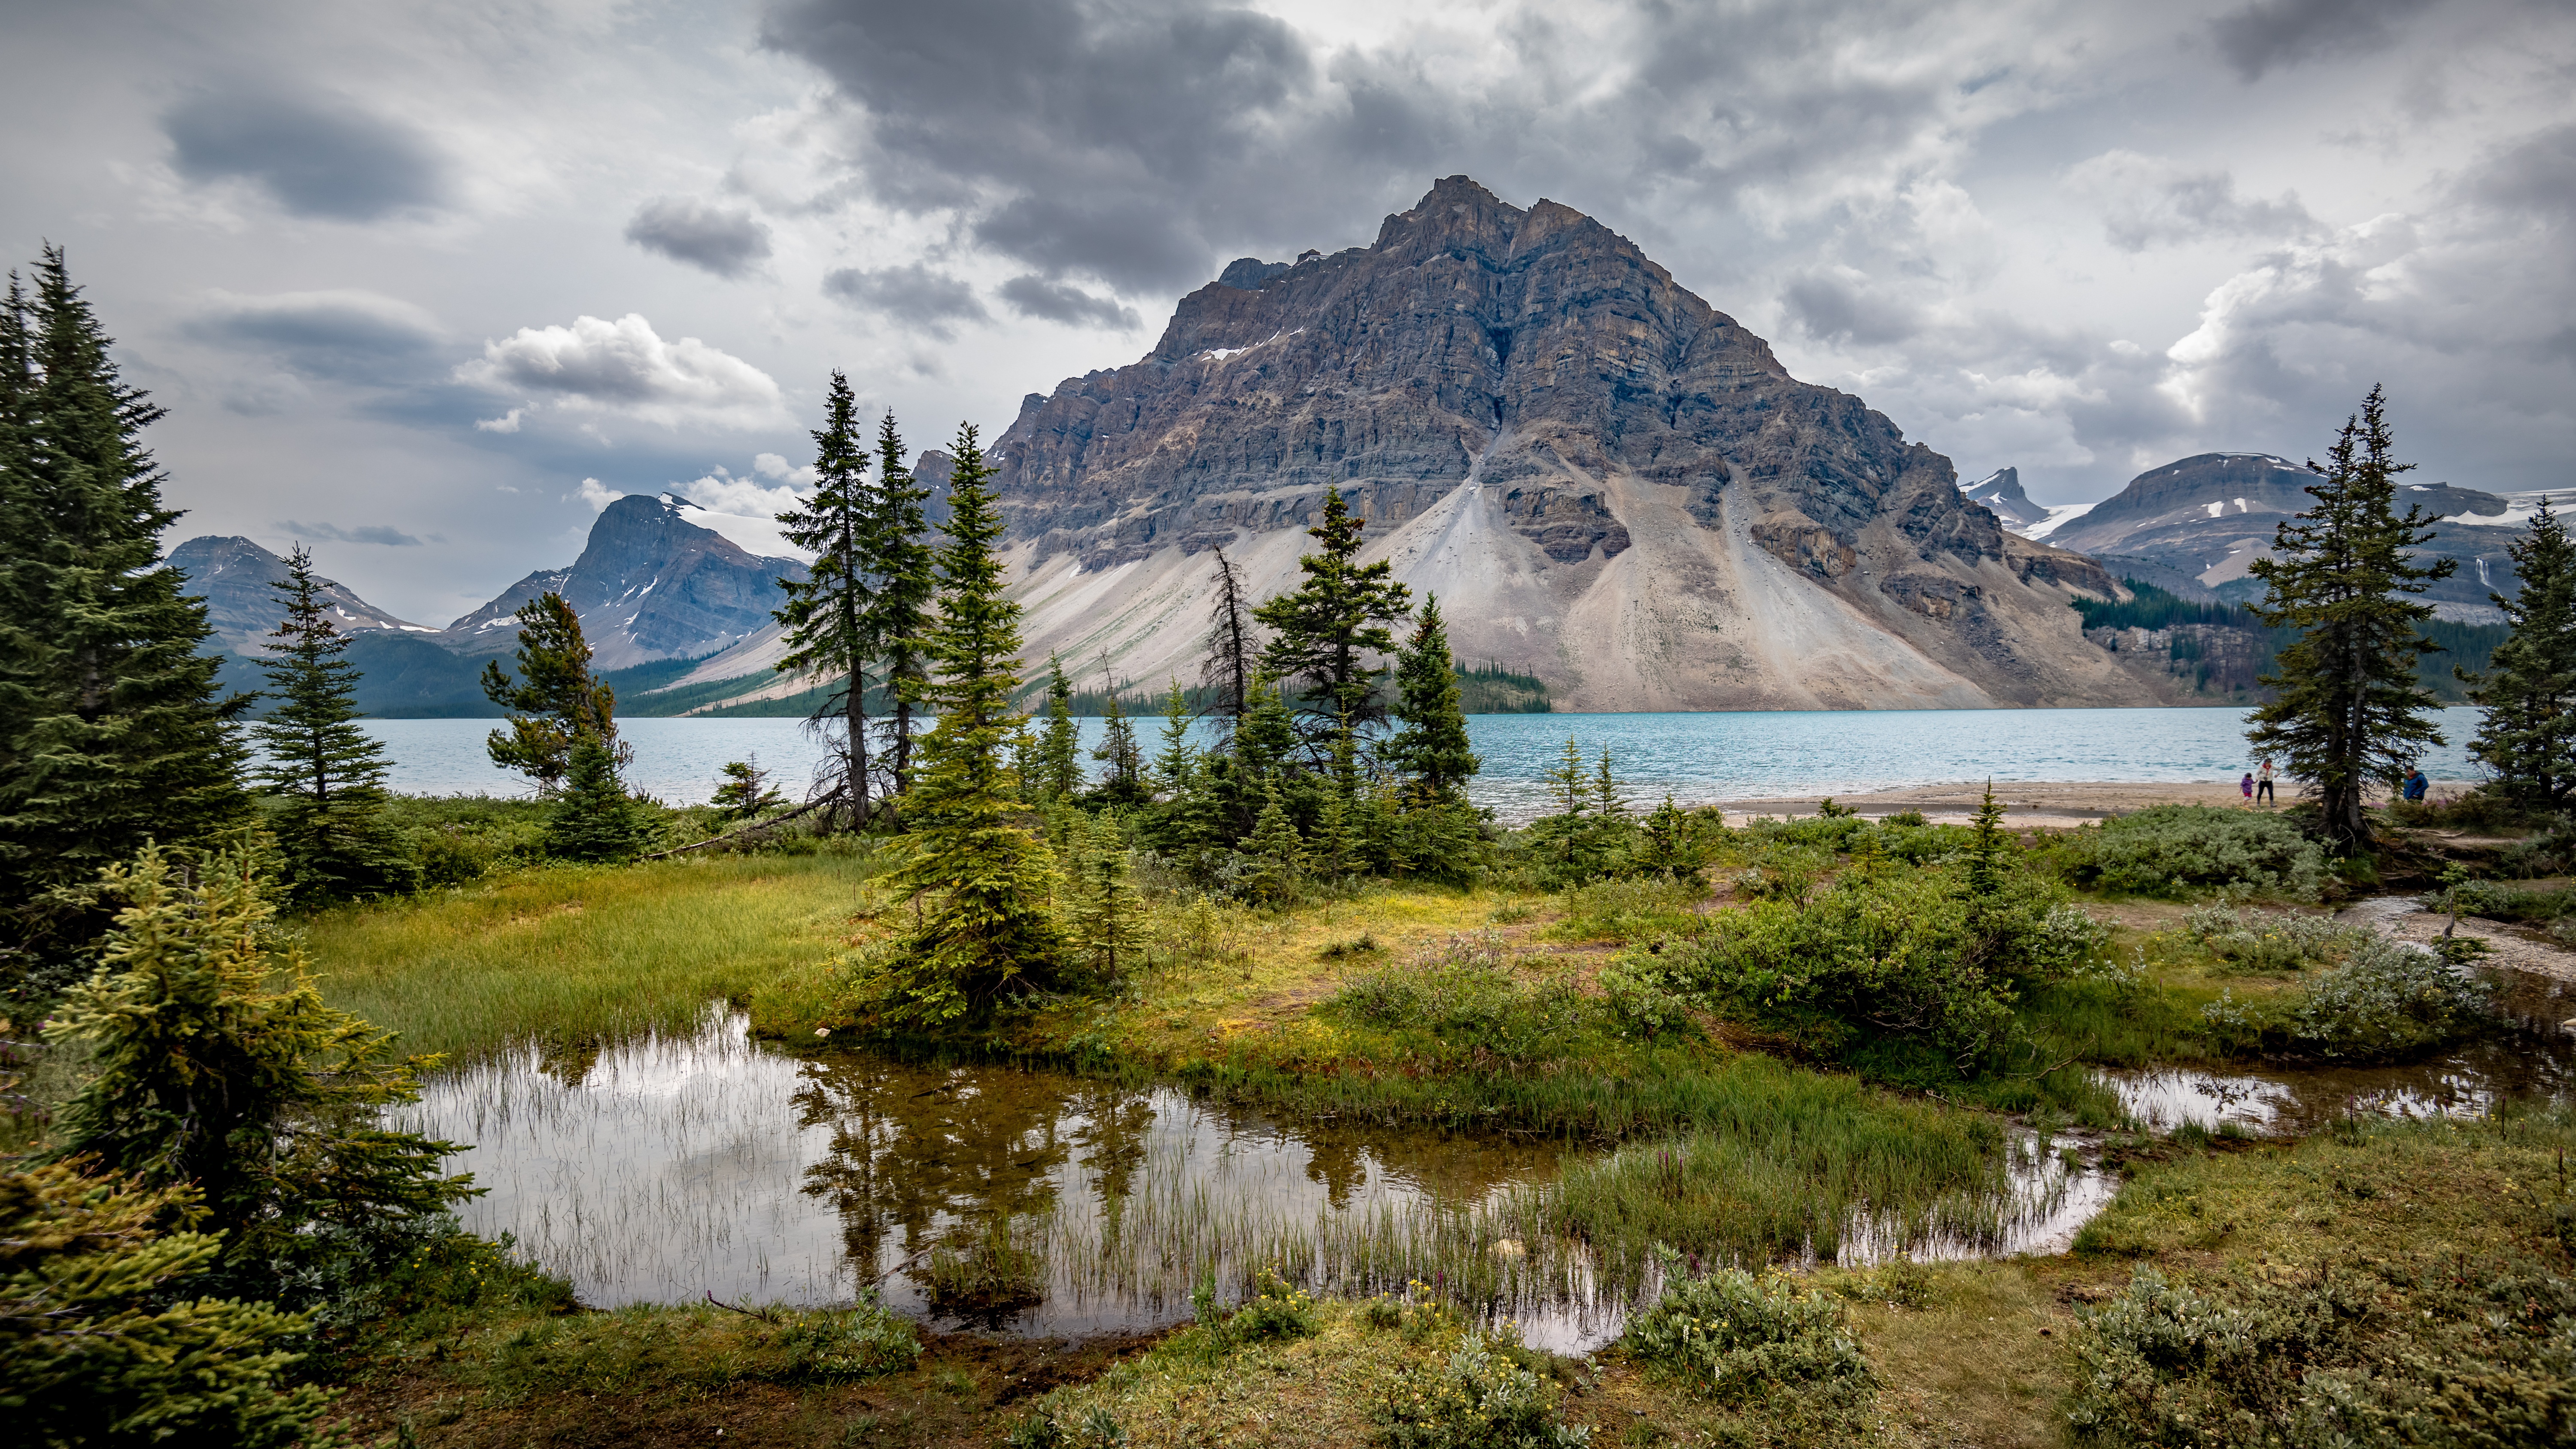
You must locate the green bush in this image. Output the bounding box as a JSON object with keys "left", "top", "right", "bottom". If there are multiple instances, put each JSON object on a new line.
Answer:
{"left": 1324, "top": 935, "right": 1596, "bottom": 1069}
{"left": 2184, "top": 905, "right": 2369, "bottom": 973}
{"left": 775, "top": 1292, "right": 921, "bottom": 1381}
{"left": 1622, "top": 1258, "right": 1872, "bottom": 1403}
{"left": 1372, "top": 1331, "right": 1591, "bottom": 1449}
{"left": 2203, "top": 937, "right": 2492, "bottom": 1060}
{"left": 1212, "top": 1269, "right": 1319, "bottom": 1346}
{"left": 2058, "top": 805, "right": 2327, "bottom": 899}
{"left": 1553, "top": 876, "right": 1705, "bottom": 942}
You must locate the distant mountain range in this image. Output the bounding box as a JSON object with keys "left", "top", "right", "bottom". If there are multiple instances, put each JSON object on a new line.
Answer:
{"left": 175, "top": 176, "right": 2559, "bottom": 722}
{"left": 1956, "top": 452, "right": 2532, "bottom": 624}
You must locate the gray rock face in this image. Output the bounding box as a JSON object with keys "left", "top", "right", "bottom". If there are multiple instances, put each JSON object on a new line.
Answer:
{"left": 434, "top": 495, "right": 807, "bottom": 668}
{"left": 2049, "top": 452, "right": 2518, "bottom": 608}
{"left": 989, "top": 176, "right": 2144, "bottom": 711}
{"left": 1960, "top": 468, "right": 2049, "bottom": 531}
{"left": 168, "top": 535, "right": 430, "bottom": 653}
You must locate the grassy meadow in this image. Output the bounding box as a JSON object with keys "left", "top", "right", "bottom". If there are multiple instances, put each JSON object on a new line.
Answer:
{"left": 270, "top": 804, "right": 2575, "bottom": 1446}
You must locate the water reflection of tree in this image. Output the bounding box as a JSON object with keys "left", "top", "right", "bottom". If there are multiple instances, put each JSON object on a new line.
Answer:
{"left": 793, "top": 1060, "right": 1073, "bottom": 1278}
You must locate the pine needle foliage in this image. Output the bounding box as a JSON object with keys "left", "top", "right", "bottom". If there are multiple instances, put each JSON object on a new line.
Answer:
{"left": 875, "top": 425, "right": 1066, "bottom": 1022}
{"left": 1090, "top": 657, "right": 1145, "bottom": 804}
{"left": 1242, "top": 781, "right": 1306, "bottom": 905}
{"left": 1036, "top": 654, "right": 1082, "bottom": 802}
{"left": 2, "top": 1161, "right": 331, "bottom": 1448}
{"left": 1067, "top": 814, "right": 1148, "bottom": 986}
{"left": 1154, "top": 678, "right": 1197, "bottom": 792}
{"left": 1385, "top": 592, "right": 1479, "bottom": 805}
{"left": 249, "top": 545, "right": 415, "bottom": 904}
{"left": 0, "top": 249, "right": 247, "bottom": 952}
{"left": 773, "top": 371, "right": 878, "bottom": 825}
{"left": 865, "top": 411, "right": 938, "bottom": 796}
{"left": 711, "top": 756, "right": 786, "bottom": 821}
{"left": 1253, "top": 486, "right": 1411, "bottom": 740}
{"left": 1201, "top": 545, "right": 1256, "bottom": 732}
{"left": 41, "top": 844, "right": 472, "bottom": 1274}
{"left": 480, "top": 591, "right": 620, "bottom": 795}
{"left": 546, "top": 734, "right": 653, "bottom": 863}
{"left": 2464, "top": 495, "right": 2576, "bottom": 809}
{"left": 2245, "top": 387, "right": 2454, "bottom": 849}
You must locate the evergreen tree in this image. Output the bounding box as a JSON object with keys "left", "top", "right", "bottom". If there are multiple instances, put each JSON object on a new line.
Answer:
{"left": 4, "top": 1161, "right": 332, "bottom": 1448}
{"left": 2245, "top": 387, "right": 2455, "bottom": 848}
{"left": 875, "top": 425, "right": 1066, "bottom": 1021}
{"left": 1153, "top": 677, "right": 1197, "bottom": 793}
{"left": 1593, "top": 747, "right": 1627, "bottom": 821}
{"left": 546, "top": 734, "right": 652, "bottom": 862}
{"left": 248, "top": 545, "right": 415, "bottom": 904}
{"left": 0, "top": 249, "right": 247, "bottom": 957}
{"left": 1965, "top": 782, "right": 2008, "bottom": 897}
{"left": 1545, "top": 736, "right": 1590, "bottom": 817}
{"left": 1201, "top": 545, "right": 1255, "bottom": 734}
{"left": 1385, "top": 592, "right": 1479, "bottom": 804}
{"left": 773, "top": 371, "right": 877, "bottom": 827}
{"left": 1242, "top": 780, "right": 1306, "bottom": 905}
{"left": 711, "top": 756, "right": 785, "bottom": 820}
{"left": 1068, "top": 814, "right": 1148, "bottom": 985}
{"left": 863, "top": 411, "right": 938, "bottom": 798}
{"left": 42, "top": 844, "right": 471, "bottom": 1273}
{"left": 2464, "top": 495, "right": 2576, "bottom": 809}
{"left": 1090, "top": 654, "right": 1144, "bottom": 804}
{"left": 1634, "top": 794, "right": 1712, "bottom": 880}
{"left": 1254, "top": 487, "right": 1411, "bottom": 743}
{"left": 1036, "top": 654, "right": 1082, "bottom": 802}
{"left": 480, "top": 591, "right": 618, "bottom": 794}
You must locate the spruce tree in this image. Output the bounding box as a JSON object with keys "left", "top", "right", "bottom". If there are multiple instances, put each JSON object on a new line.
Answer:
{"left": 1201, "top": 545, "right": 1255, "bottom": 734}
{"left": 1090, "top": 655, "right": 1144, "bottom": 804}
{"left": 1154, "top": 677, "right": 1197, "bottom": 793}
{"left": 712, "top": 756, "right": 785, "bottom": 820}
{"left": 2245, "top": 387, "right": 2455, "bottom": 848}
{"left": 1068, "top": 814, "right": 1148, "bottom": 985}
{"left": 1254, "top": 487, "right": 1411, "bottom": 742}
{"left": 43, "top": 844, "right": 471, "bottom": 1271}
{"left": 480, "top": 591, "right": 619, "bottom": 793}
{"left": 876, "top": 424, "right": 1066, "bottom": 1021}
{"left": 1385, "top": 592, "right": 1479, "bottom": 805}
{"left": 1036, "top": 654, "right": 1083, "bottom": 802}
{"left": 774, "top": 371, "right": 877, "bottom": 827}
{"left": 1242, "top": 780, "right": 1306, "bottom": 905}
{"left": 2464, "top": 495, "right": 2576, "bottom": 809}
{"left": 0, "top": 249, "right": 246, "bottom": 957}
{"left": 546, "top": 734, "right": 652, "bottom": 862}
{"left": 248, "top": 545, "right": 414, "bottom": 904}
{"left": 863, "top": 411, "right": 937, "bottom": 798}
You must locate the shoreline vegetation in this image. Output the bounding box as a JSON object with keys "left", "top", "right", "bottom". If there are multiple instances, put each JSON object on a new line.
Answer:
{"left": 8, "top": 251, "right": 2569, "bottom": 1448}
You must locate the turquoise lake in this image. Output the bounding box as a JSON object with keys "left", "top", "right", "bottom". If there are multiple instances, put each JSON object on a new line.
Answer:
{"left": 358, "top": 706, "right": 2491, "bottom": 823}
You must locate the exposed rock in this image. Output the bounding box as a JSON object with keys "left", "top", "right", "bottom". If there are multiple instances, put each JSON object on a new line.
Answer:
{"left": 168, "top": 535, "right": 431, "bottom": 653}
{"left": 2048, "top": 451, "right": 2520, "bottom": 609}
{"left": 1960, "top": 468, "right": 2048, "bottom": 531}
{"left": 985, "top": 176, "right": 2145, "bottom": 711}
{"left": 433, "top": 494, "right": 807, "bottom": 669}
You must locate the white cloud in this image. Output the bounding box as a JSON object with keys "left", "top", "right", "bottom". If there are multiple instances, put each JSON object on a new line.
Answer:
{"left": 673, "top": 471, "right": 811, "bottom": 561}
{"left": 456, "top": 313, "right": 787, "bottom": 430}
{"left": 573, "top": 477, "right": 623, "bottom": 510}
{"left": 474, "top": 407, "right": 524, "bottom": 433}
{"left": 753, "top": 451, "right": 792, "bottom": 479}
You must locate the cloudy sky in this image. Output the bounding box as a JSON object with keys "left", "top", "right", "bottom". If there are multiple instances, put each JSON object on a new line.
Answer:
{"left": 4, "top": 0, "right": 2571, "bottom": 625}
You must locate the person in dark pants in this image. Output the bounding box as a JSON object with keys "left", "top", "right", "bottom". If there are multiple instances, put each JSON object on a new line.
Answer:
{"left": 2255, "top": 757, "right": 2275, "bottom": 805}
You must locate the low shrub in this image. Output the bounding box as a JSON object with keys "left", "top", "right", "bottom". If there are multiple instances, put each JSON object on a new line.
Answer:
{"left": 1622, "top": 1257, "right": 1872, "bottom": 1403}
{"left": 2184, "top": 905, "right": 2368, "bottom": 973}
{"left": 1323, "top": 936, "right": 1596, "bottom": 1069}
{"left": 2203, "top": 937, "right": 2492, "bottom": 1060}
{"left": 1372, "top": 1331, "right": 1591, "bottom": 1449}
{"left": 2057, "top": 805, "right": 2327, "bottom": 899}
{"left": 1552, "top": 876, "right": 1705, "bottom": 942}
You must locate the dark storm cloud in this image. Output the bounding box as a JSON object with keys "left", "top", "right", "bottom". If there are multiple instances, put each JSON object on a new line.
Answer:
{"left": 2206, "top": 0, "right": 2434, "bottom": 81}
{"left": 1782, "top": 273, "right": 1925, "bottom": 346}
{"left": 185, "top": 290, "right": 443, "bottom": 385}
{"left": 624, "top": 197, "right": 774, "bottom": 277}
{"left": 162, "top": 89, "right": 447, "bottom": 220}
{"left": 821, "top": 263, "right": 989, "bottom": 337}
{"left": 997, "top": 274, "right": 1139, "bottom": 328}
{"left": 277, "top": 520, "right": 424, "bottom": 546}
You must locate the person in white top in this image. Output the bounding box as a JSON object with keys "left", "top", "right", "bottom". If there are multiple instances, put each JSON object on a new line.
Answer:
{"left": 2255, "top": 757, "right": 2275, "bottom": 806}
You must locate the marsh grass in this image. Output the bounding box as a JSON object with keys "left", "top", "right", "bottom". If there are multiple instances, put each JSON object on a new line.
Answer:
{"left": 296, "top": 854, "right": 875, "bottom": 1061}
{"left": 925, "top": 1213, "right": 1048, "bottom": 1317}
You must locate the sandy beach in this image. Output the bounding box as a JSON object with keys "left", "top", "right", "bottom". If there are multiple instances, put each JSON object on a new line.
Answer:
{"left": 1704, "top": 779, "right": 2439, "bottom": 827}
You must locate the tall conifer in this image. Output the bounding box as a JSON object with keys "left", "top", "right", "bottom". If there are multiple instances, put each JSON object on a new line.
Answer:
{"left": 249, "top": 546, "right": 413, "bottom": 903}
{"left": 2464, "top": 495, "right": 2576, "bottom": 809}
{"left": 774, "top": 371, "right": 876, "bottom": 827}
{"left": 1091, "top": 654, "right": 1143, "bottom": 803}
{"left": 2245, "top": 387, "right": 2454, "bottom": 848}
{"left": 1255, "top": 487, "right": 1411, "bottom": 742}
{"left": 877, "top": 425, "right": 1065, "bottom": 1021}
{"left": 1201, "top": 545, "right": 1255, "bottom": 735}
{"left": 1036, "top": 654, "right": 1082, "bottom": 802}
{"left": 863, "top": 411, "right": 937, "bottom": 797}
{"left": 1385, "top": 592, "right": 1479, "bottom": 805}
{"left": 480, "top": 592, "right": 618, "bottom": 794}
{"left": 0, "top": 248, "right": 245, "bottom": 959}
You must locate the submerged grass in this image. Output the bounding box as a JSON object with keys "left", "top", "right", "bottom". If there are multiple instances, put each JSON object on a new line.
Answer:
{"left": 295, "top": 853, "right": 875, "bottom": 1061}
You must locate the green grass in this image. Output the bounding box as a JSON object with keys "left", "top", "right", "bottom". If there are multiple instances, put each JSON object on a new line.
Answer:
{"left": 293, "top": 854, "right": 874, "bottom": 1061}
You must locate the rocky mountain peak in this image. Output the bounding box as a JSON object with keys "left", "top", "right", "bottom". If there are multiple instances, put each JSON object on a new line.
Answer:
{"left": 168, "top": 535, "right": 429, "bottom": 653}
{"left": 988, "top": 175, "right": 2144, "bottom": 711}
